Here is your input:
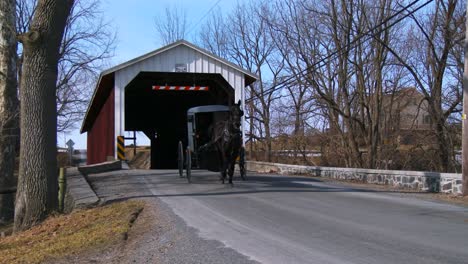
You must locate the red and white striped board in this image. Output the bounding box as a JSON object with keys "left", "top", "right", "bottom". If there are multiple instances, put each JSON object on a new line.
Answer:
{"left": 152, "top": 85, "right": 209, "bottom": 91}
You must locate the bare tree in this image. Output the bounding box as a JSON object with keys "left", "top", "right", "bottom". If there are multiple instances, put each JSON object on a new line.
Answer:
{"left": 17, "top": 0, "right": 115, "bottom": 133}
{"left": 155, "top": 5, "right": 187, "bottom": 45}
{"left": 379, "top": 0, "right": 465, "bottom": 172}
{"left": 0, "top": 0, "right": 19, "bottom": 224}
{"left": 267, "top": 0, "right": 404, "bottom": 169}
{"left": 197, "top": 0, "right": 463, "bottom": 172}
{"left": 265, "top": 1, "right": 322, "bottom": 162}
{"left": 270, "top": 91, "right": 321, "bottom": 165}
{"left": 14, "top": 0, "right": 73, "bottom": 231}
{"left": 230, "top": 2, "right": 285, "bottom": 162}
{"left": 197, "top": 1, "right": 284, "bottom": 162}
{"left": 197, "top": 8, "right": 229, "bottom": 58}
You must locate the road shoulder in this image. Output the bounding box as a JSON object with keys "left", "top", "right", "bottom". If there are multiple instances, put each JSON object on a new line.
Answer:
{"left": 313, "top": 176, "right": 468, "bottom": 207}
{"left": 114, "top": 197, "right": 259, "bottom": 264}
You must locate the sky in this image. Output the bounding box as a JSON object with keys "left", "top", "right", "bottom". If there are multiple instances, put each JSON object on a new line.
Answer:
{"left": 61, "top": 0, "right": 248, "bottom": 149}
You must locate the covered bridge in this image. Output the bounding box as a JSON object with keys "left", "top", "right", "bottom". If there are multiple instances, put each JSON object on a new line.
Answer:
{"left": 80, "top": 40, "right": 257, "bottom": 169}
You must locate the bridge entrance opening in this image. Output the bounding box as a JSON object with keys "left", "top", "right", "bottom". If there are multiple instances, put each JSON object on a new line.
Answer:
{"left": 125, "top": 72, "right": 234, "bottom": 169}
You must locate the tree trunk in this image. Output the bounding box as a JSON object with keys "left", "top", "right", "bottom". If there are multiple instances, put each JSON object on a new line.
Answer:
{"left": 434, "top": 117, "right": 453, "bottom": 172}
{"left": 14, "top": 0, "right": 73, "bottom": 232}
{"left": 249, "top": 97, "right": 254, "bottom": 158}
{"left": 264, "top": 120, "right": 272, "bottom": 162}
{"left": 0, "top": 0, "right": 18, "bottom": 224}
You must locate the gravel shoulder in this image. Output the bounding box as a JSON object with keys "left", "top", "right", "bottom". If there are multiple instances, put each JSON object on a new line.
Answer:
{"left": 106, "top": 197, "right": 257, "bottom": 264}
{"left": 51, "top": 197, "right": 257, "bottom": 264}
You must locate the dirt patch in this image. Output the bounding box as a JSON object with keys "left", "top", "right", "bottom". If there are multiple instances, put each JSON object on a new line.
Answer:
{"left": 0, "top": 200, "right": 145, "bottom": 264}
{"left": 110, "top": 198, "right": 171, "bottom": 263}
{"left": 126, "top": 147, "right": 151, "bottom": 169}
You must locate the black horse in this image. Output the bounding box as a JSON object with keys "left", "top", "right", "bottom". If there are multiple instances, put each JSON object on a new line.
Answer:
{"left": 199, "top": 101, "right": 244, "bottom": 184}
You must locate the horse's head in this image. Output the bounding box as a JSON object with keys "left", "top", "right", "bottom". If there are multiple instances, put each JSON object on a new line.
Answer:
{"left": 230, "top": 100, "right": 244, "bottom": 130}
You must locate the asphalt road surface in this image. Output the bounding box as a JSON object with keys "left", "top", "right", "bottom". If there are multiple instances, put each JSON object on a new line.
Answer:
{"left": 88, "top": 170, "right": 468, "bottom": 264}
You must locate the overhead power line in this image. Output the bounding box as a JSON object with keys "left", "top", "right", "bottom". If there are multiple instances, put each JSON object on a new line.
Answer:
{"left": 246, "top": 0, "right": 434, "bottom": 104}
{"left": 186, "top": 0, "right": 223, "bottom": 35}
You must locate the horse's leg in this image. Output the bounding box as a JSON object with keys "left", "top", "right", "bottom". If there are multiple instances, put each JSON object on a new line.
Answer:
{"left": 239, "top": 146, "right": 246, "bottom": 181}
{"left": 219, "top": 150, "right": 227, "bottom": 184}
{"left": 228, "top": 160, "right": 235, "bottom": 185}
{"left": 219, "top": 163, "right": 226, "bottom": 184}
{"left": 223, "top": 153, "right": 232, "bottom": 184}
{"left": 215, "top": 144, "right": 225, "bottom": 184}
{"left": 221, "top": 158, "right": 228, "bottom": 184}
{"left": 218, "top": 156, "right": 224, "bottom": 183}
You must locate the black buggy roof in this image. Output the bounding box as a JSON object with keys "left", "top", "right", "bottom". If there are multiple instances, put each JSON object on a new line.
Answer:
{"left": 187, "top": 105, "right": 230, "bottom": 116}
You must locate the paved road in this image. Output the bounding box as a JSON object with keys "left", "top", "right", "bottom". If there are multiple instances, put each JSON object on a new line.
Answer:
{"left": 88, "top": 170, "right": 468, "bottom": 264}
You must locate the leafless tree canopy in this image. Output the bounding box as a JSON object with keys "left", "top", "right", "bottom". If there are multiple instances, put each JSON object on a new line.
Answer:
{"left": 197, "top": 8, "right": 228, "bottom": 59}
{"left": 197, "top": 1, "right": 286, "bottom": 162}
{"left": 16, "top": 0, "right": 115, "bottom": 133}
{"left": 155, "top": 5, "right": 187, "bottom": 45}
{"left": 196, "top": 0, "right": 465, "bottom": 172}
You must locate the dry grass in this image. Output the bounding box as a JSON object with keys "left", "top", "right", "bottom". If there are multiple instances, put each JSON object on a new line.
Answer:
{"left": 0, "top": 200, "right": 145, "bottom": 264}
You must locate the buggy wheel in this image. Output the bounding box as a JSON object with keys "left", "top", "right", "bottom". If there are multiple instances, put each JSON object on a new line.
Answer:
{"left": 178, "top": 141, "right": 184, "bottom": 178}
{"left": 239, "top": 146, "right": 246, "bottom": 180}
{"left": 186, "top": 147, "right": 192, "bottom": 183}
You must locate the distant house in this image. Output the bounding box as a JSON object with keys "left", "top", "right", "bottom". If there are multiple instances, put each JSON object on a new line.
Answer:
{"left": 382, "top": 87, "right": 432, "bottom": 132}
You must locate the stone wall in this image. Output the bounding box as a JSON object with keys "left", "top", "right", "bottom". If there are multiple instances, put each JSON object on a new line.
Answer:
{"left": 247, "top": 161, "right": 463, "bottom": 195}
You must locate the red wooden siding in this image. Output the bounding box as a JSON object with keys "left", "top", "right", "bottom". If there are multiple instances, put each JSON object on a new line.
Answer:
{"left": 87, "top": 88, "right": 115, "bottom": 164}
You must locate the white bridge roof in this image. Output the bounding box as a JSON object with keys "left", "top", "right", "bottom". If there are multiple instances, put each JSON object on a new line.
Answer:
{"left": 81, "top": 40, "right": 258, "bottom": 133}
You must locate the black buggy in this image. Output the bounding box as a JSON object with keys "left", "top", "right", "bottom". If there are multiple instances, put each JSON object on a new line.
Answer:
{"left": 177, "top": 105, "right": 246, "bottom": 183}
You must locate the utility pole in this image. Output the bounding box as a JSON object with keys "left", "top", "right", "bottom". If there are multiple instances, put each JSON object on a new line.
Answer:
{"left": 462, "top": 0, "right": 468, "bottom": 196}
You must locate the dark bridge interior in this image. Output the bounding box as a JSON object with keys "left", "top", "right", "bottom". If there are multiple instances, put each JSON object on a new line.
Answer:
{"left": 125, "top": 72, "right": 234, "bottom": 169}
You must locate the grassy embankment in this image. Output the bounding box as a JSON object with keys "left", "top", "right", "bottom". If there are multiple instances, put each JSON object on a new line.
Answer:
{"left": 0, "top": 200, "right": 145, "bottom": 264}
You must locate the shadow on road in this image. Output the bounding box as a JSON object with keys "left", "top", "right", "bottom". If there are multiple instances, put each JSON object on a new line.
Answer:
{"left": 86, "top": 170, "right": 428, "bottom": 204}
